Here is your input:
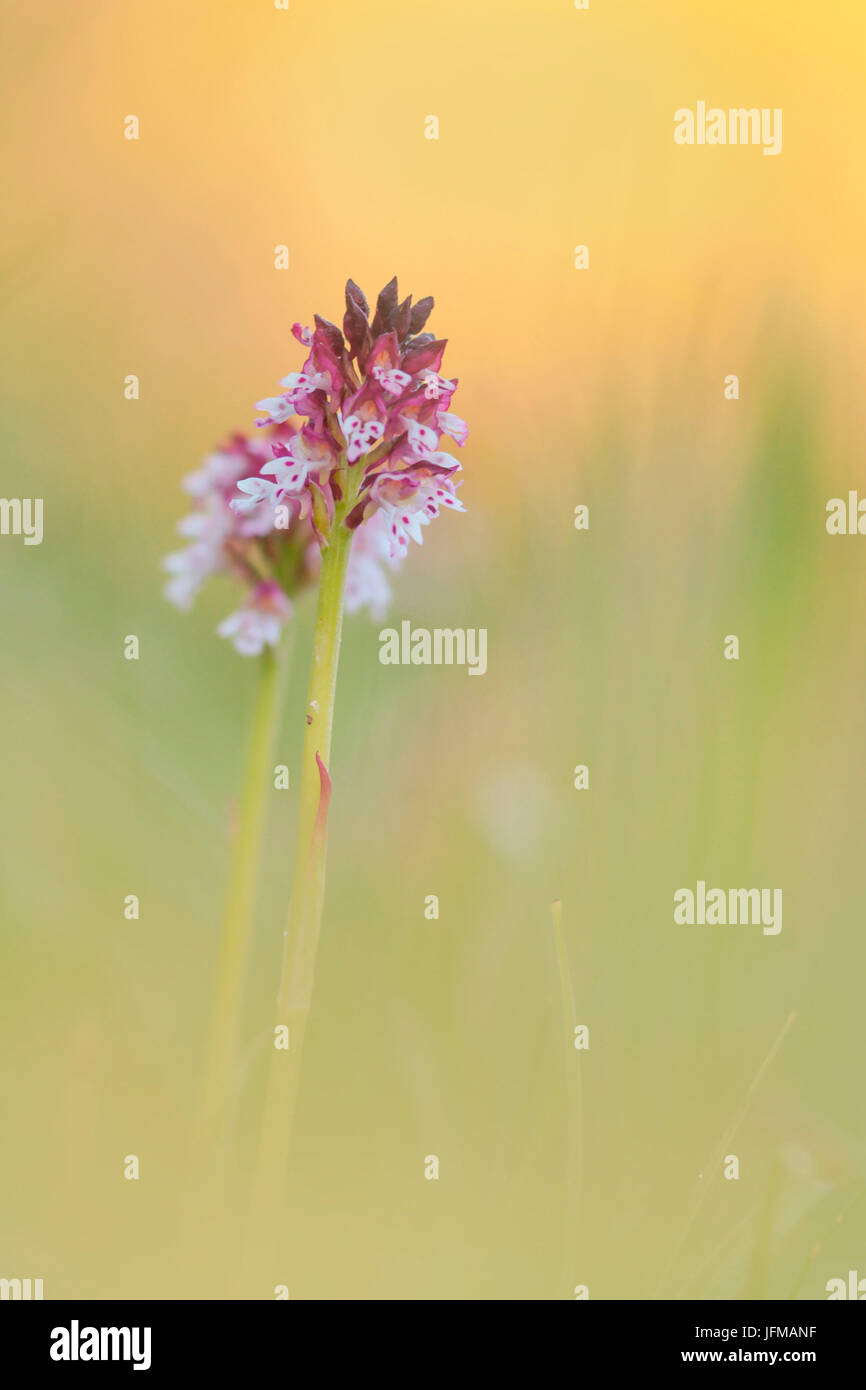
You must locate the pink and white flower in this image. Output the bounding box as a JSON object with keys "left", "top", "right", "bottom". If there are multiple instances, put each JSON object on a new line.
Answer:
{"left": 239, "top": 277, "right": 468, "bottom": 556}
{"left": 339, "top": 411, "right": 386, "bottom": 463}
{"left": 163, "top": 540, "right": 224, "bottom": 611}
{"left": 437, "top": 410, "right": 469, "bottom": 446}
{"left": 370, "top": 470, "right": 465, "bottom": 559}
{"left": 344, "top": 511, "right": 398, "bottom": 621}
{"left": 232, "top": 474, "right": 282, "bottom": 514}
{"left": 165, "top": 421, "right": 405, "bottom": 652}
{"left": 217, "top": 582, "right": 293, "bottom": 657}
{"left": 165, "top": 278, "right": 467, "bottom": 655}
{"left": 372, "top": 365, "right": 413, "bottom": 397}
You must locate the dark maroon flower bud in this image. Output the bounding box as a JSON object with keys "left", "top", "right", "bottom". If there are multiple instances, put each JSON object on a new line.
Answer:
{"left": 313, "top": 315, "right": 345, "bottom": 357}
{"left": 343, "top": 297, "right": 369, "bottom": 358}
{"left": 401, "top": 331, "right": 435, "bottom": 355}
{"left": 370, "top": 276, "right": 399, "bottom": 337}
{"left": 345, "top": 279, "right": 369, "bottom": 316}
{"left": 402, "top": 338, "right": 447, "bottom": 374}
{"left": 409, "top": 296, "right": 434, "bottom": 334}
{"left": 394, "top": 295, "right": 413, "bottom": 341}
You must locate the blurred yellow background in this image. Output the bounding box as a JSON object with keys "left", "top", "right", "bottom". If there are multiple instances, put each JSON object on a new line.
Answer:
{"left": 2, "top": 0, "right": 866, "bottom": 1298}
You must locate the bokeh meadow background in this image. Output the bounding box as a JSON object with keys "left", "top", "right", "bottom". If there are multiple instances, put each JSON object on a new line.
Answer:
{"left": 2, "top": 0, "right": 866, "bottom": 1298}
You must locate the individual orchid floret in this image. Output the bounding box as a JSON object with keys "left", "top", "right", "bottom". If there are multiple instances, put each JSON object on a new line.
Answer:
{"left": 421, "top": 370, "right": 454, "bottom": 401}
{"left": 232, "top": 474, "right": 282, "bottom": 514}
{"left": 343, "top": 509, "right": 401, "bottom": 620}
{"left": 337, "top": 407, "right": 386, "bottom": 464}
{"left": 437, "top": 410, "right": 469, "bottom": 446}
{"left": 217, "top": 581, "right": 292, "bottom": 657}
{"left": 163, "top": 538, "right": 222, "bottom": 611}
{"left": 370, "top": 470, "right": 465, "bottom": 558}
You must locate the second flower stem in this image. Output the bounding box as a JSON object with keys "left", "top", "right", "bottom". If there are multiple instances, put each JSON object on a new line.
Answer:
{"left": 205, "top": 638, "right": 290, "bottom": 1125}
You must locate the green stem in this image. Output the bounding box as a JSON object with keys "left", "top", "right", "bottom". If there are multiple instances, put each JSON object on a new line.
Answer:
{"left": 278, "top": 513, "right": 354, "bottom": 1026}
{"left": 251, "top": 477, "right": 358, "bottom": 1235}
{"left": 204, "top": 638, "right": 290, "bottom": 1123}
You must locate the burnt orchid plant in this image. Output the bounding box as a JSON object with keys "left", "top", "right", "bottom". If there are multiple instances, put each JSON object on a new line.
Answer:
{"left": 165, "top": 428, "right": 403, "bottom": 1121}
{"left": 166, "top": 277, "right": 467, "bottom": 1152}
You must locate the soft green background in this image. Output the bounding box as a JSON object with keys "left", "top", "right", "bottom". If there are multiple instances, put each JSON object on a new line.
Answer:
{"left": 2, "top": 0, "right": 865, "bottom": 1299}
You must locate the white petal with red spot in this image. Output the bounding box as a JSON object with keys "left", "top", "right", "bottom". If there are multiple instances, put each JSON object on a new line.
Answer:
{"left": 340, "top": 412, "right": 385, "bottom": 462}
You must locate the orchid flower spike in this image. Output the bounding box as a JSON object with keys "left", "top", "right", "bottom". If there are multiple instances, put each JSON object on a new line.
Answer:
{"left": 236, "top": 276, "right": 467, "bottom": 563}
